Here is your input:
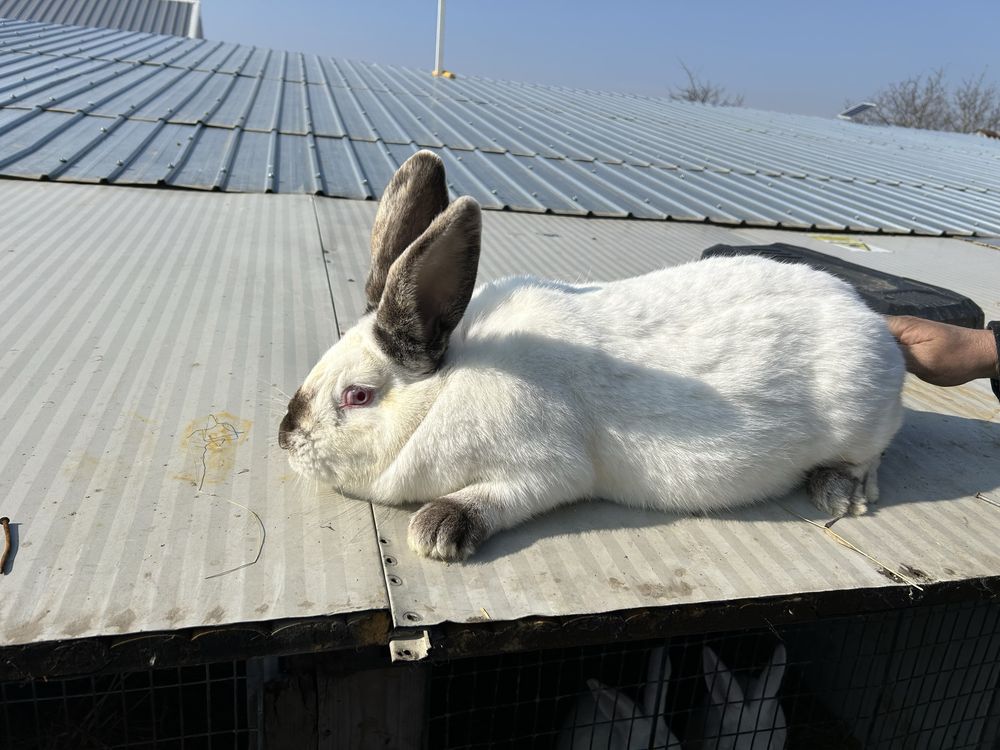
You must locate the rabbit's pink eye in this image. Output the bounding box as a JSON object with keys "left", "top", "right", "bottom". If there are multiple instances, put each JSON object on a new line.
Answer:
{"left": 341, "top": 385, "right": 374, "bottom": 408}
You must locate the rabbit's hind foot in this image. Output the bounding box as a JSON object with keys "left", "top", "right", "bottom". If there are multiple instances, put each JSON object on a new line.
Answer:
{"left": 807, "top": 465, "right": 870, "bottom": 519}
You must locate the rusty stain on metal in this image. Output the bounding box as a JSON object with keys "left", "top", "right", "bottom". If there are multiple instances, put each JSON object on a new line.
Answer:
{"left": 176, "top": 412, "right": 252, "bottom": 490}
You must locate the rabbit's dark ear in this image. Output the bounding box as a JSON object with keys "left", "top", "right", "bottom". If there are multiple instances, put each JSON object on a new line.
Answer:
{"left": 366, "top": 150, "right": 449, "bottom": 312}
{"left": 375, "top": 196, "right": 481, "bottom": 373}
{"left": 643, "top": 647, "right": 670, "bottom": 717}
{"left": 587, "top": 679, "right": 634, "bottom": 722}
{"left": 750, "top": 643, "right": 787, "bottom": 701}
{"left": 703, "top": 647, "right": 743, "bottom": 706}
{"left": 588, "top": 680, "right": 648, "bottom": 747}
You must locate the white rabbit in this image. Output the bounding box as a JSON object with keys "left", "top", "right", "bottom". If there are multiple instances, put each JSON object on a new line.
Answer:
{"left": 691, "top": 644, "right": 788, "bottom": 750}
{"left": 557, "top": 646, "right": 680, "bottom": 749}
{"left": 279, "top": 150, "right": 904, "bottom": 561}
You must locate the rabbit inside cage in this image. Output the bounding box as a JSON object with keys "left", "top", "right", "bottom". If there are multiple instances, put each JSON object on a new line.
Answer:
{"left": 426, "top": 602, "right": 1000, "bottom": 750}
{"left": 427, "top": 634, "right": 855, "bottom": 750}
{"left": 556, "top": 641, "right": 788, "bottom": 750}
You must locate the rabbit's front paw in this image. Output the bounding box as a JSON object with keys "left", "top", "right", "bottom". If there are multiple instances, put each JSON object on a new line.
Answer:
{"left": 408, "top": 500, "right": 486, "bottom": 562}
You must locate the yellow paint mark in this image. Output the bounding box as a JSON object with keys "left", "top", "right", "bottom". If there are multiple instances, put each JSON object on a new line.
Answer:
{"left": 809, "top": 234, "right": 891, "bottom": 254}
{"left": 809, "top": 234, "right": 871, "bottom": 251}
{"left": 78, "top": 452, "right": 100, "bottom": 469}
{"left": 62, "top": 451, "right": 100, "bottom": 478}
{"left": 176, "top": 412, "right": 252, "bottom": 490}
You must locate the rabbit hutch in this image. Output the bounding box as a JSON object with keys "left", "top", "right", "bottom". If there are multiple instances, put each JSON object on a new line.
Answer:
{"left": 2, "top": 16, "right": 1000, "bottom": 750}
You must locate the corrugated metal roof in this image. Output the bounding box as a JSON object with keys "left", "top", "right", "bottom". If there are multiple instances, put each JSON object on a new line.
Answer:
{"left": 378, "top": 376, "right": 1000, "bottom": 627}
{"left": 0, "top": 180, "right": 386, "bottom": 647}
{"left": 311, "top": 196, "right": 1000, "bottom": 629}
{"left": 2, "top": 178, "right": 999, "bottom": 650}
{"left": 1, "top": 18, "right": 999, "bottom": 235}
{"left": 0, "top": 0, "right": 200, "bottom": 38}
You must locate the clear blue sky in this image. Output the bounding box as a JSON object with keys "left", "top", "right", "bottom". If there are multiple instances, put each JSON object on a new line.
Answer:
{"left": 202, "top": 1, "right": 999, "bottom": 118}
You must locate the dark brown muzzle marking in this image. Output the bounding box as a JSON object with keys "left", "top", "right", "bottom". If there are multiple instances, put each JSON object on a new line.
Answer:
{"left": 278, "top": 388, "right": 310, "bottom": 450}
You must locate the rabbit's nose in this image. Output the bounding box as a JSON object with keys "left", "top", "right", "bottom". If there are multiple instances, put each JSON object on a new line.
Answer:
{"left": 278, "top": 388, "right": 310, "bottom": 450}
{"left": 278, "top": 411, "right": 297, "bottom": 450}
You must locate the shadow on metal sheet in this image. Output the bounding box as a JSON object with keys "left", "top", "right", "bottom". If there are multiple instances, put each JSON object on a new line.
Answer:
{"left": 465, "top": 407, "right": 1000, "bottom": 565}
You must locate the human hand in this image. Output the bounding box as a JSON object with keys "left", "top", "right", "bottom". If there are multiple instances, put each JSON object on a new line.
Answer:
{"left": 885, "top": 315, "right": 999, "bottom": 387}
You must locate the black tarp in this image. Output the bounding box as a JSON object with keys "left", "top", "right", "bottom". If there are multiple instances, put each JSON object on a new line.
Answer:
{"left": 701, "top": 243, "right": 984, "bottom": 329}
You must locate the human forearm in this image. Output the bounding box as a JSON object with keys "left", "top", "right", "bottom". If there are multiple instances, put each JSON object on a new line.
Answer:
{"left": 969, "top": 326, "right": 1000, "bottom": 380}
{"left": 885, "top": 315, "right": 1000, "bottom": 387}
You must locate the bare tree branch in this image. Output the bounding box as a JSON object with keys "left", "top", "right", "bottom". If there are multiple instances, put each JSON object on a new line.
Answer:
{"left": 670, "top": 61, "right": 744, "bottom": 107}
{"left": 874, "top": 69, "right": 951, "bottom": 130}
{"left": 952, "top": 71, "right": 1000, "bottom": 133}
{"left": 852, "top": 68, "right": 1000, "bottom": 132}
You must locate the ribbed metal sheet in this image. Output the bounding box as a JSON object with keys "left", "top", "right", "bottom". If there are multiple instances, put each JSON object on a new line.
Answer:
{"left": 377, "top": 371, "right": 1000, "bottom": 626}
{"left": 0, "top": 0, "right": 199, "bottom": 38}
{"left": 1, "top": 18, "right": 999, "bottom": 235}
{"left": 0, "top": 181, "right": 387, "bottom": 647}
{"left": 367, "top": 249, "right": 1000, "bottom": 628}
{"left": 311, "top": 199, "right": 1000, "bottom": 628}
{"left": 2, "top": 179, "right": 999, "bottom": 647}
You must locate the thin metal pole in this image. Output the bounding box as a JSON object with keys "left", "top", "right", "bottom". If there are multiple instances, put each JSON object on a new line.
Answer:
{"left": 434, "top": 0, "right": 446, "bottom": 73}
{"left": 188, "top": 0, "right": 202, "bottom": 39}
